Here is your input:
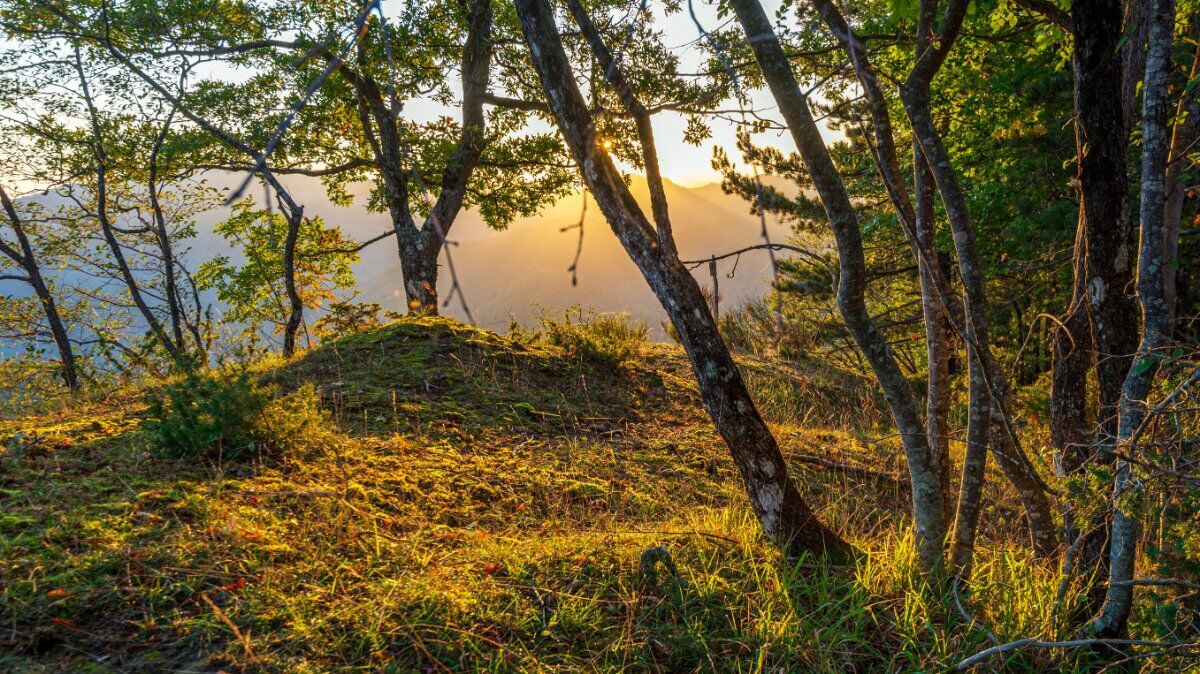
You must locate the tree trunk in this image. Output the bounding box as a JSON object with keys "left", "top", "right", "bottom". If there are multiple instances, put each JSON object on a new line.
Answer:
{"left": 347, "top": 0, "right": 491, "bottom": 318}
{"left": 0, "top": 186, "right": 81, "bottom": 391}
{"left": 514, "top": 0, "right": 855, "bottom": 561}
{"left": 74, "top": 49, "right": 182, "bottom": 361}
{"left": 281, "top": 207, "right": 304, "bottom": 357}
{"left": 1094, "top": 0, "right": 1175, "bottom": 638}
{"left": 1163, "top": 13, "right": 1200, "bottom": 323}
{"left": 912, "top": 0, "right": 955, "bottom": 530}
{"left": 952, "top": 343, "right": 991, "bottom": 574}
{"left": 1074, "top": 0, "right": 1141, "bottom": 441}
{"left": 900, "top": 0, "right": 1059, "bottom": 558}
{"left": 732, "top": 0, "right": 945, "bottom": 572}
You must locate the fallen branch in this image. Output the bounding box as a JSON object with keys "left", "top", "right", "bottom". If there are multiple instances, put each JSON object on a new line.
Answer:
{"left": 955, "top": 638, "right": 1186, "bottom": 670}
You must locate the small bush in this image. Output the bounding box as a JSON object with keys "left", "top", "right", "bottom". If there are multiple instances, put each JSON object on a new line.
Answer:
{"left": 145, "top": 369, "right": 326, "bottom": 461}
{"left": 536, "top": 307, "right": 648, "bottom": 367}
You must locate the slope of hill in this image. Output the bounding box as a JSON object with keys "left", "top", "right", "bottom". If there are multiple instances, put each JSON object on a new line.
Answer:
{"left": 0, "top": 317, "right": 1080, "bottom": 673}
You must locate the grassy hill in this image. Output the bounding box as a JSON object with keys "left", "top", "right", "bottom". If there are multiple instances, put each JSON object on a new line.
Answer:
{"left": 1, "top": 318, "right": 1079, "bottom": 672}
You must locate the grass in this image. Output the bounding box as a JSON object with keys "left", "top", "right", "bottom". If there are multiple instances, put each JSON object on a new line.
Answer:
{"left": 0, "top": 317, "right": 1190, "bottom": 672}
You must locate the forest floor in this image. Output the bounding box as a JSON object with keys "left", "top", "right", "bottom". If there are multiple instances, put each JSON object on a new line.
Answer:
{"left": 0, "top": 317, "right": 1145, "bottom": 672}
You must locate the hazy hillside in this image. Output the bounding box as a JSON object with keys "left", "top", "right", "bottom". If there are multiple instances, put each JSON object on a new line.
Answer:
{"left": 179, "top": 172, "right": 802, "bottom": 336}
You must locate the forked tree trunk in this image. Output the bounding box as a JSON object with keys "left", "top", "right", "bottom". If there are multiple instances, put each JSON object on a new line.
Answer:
{"left": 514, "top": 0, "right": 854, "bottom": 561}
{"left": 0, "top": 186, "right": 81, "bottom": 391}
{"left": 1094, "top": 0, "right": 1176, "bottom": 638}
{"left": 899, "top": 0, "right": 1059, "bottom": 559}
{"left": 731, "top": 0, "right": 946, "bottom": 572}
{"left": 347, "top": 0, "right": 492, "bottom": 316}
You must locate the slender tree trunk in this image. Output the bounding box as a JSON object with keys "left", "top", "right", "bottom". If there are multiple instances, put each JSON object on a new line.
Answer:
{"left": 952, "top": 343, "right": 991, "bottom": 574}
{"left": 74, "top": 49, "right": 181, "bottom": 360}
{"left": 514, "top": 0, "right": 855, "bottom": 561}
{"left": 732, "top": 0, "right": 945, "bottom": 572}
{"left": 147, "top": 109, "right": 187, "bottom": 352}
{"left": 0, "top": 186, "right": 81, "bottom": 391}
{"left": 1163, "top": 13, "right": 1200, "bottom": 323}
{"left": 900, "top": 0, "right": 1059, "bottom": 558}
{"left": 912, "top": 0, "right": 955, "bottom": 531}
{"left": 1094, "top": 0, "right": 1176, "bottom": 638}
{"left": 281, "top": 207, "right": 304, "bottom": 357}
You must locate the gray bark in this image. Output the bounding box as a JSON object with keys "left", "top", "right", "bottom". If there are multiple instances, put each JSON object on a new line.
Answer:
{"left": 900, "top": 0, "right": 1060, "bottom": 558}
{"left": 1093, "top": 0, "right": 1176, "bottom": 638}
{"left": 0, "top": 186, "right": 81, "bottom": 391}
{"left": 515, "top": 0, "right": 855, "bottom": 561}
{"left": 733, "top": 0, "right": 946, "bottom": 572}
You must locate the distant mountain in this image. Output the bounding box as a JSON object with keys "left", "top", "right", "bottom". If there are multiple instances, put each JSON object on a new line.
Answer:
{"left": 7, "top": 171, "right": 806, "bottom": 341}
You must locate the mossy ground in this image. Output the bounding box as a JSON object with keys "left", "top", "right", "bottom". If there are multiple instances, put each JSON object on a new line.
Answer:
{"left": 0, "top": 318, "right": 1183, "bottom": 672}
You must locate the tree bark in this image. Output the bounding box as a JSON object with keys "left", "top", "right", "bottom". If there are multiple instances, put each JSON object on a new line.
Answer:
{"left": 514, "top": 0, "right": 855, "bottom": 561}
{"left": 346, "top": 0, "right": 492, "bottom": 316}
{"left": 1094, "top": 0, "right": 1176, "bottom": 638}
{"left": 1073, "top": 0, "right": 1141, "bottom": 442}
{"left": 281, "top": 206, "right": 304, "bottom": 357}
{"left": 1163, "top": 13, "right": 1200, "bottom": 323}
{"left": 0, "top": 186, "right": 81, "bottom": 391}
{"left": 901, "top": 0, "right": 1060, "bottom": 559}
{"left": 732, "top": 0, "right": 945, "bottom": 572}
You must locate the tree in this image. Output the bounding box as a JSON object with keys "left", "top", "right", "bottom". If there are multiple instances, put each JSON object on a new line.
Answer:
{"left": 514, "top": 0, "right": 855, "bottom": 561}
{"left": 0, "top": 186, "right": 80, "bottom": 391}
{"left": 197, "top": 201, "right": 357, "bottom": 353}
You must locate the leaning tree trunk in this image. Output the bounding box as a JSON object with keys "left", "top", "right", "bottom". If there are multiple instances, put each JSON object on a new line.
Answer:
{"left": 1093, "top": 0, "right": 1176, "bottom": 638}
{"left": 514, "top": 0, "right": 855, "bottom": 561}
{"left": 0, "top": 186, "right": 81, "bottom": 391}
{"left": 732, "top": 0, "right": 946, "bottom": 573}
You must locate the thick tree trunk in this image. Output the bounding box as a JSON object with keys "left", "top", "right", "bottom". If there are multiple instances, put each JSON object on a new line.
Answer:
{"left": 0, "top": 186, "right": 81, "bottom": 391}
{"left": 348, "top": 0, "right": 491, "bottom": 317}
{"left": 1094, "top": 0, "right": 1176, "bottom": 638}
{"left": 515, "top": 0, "right": 854, "bottom": 561}
{"left": 1074, "top": 0, "right": 1141, "bottom": 440}
{"left": 732, "top": 0, "right": 945, "bottom": 572}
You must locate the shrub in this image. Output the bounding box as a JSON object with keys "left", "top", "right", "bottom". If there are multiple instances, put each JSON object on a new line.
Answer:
{"left": 536, "top": 307, "right": 648, "bottom": 367}
{"left": 145, "top": 369, "right": 327, "bottom": 461}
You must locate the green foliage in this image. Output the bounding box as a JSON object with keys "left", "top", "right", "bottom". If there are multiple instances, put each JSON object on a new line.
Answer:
{"left": 535, "top": 306, "right": 648, "bottom": 367}
{"left": 196, "top": 200, "right": 357, "bottom": 346}
{"left": 145, "top": 367, "right": 270, "bottom": 460}
{"left": 145, "top": 368, "right": 327, "bottom": 461}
